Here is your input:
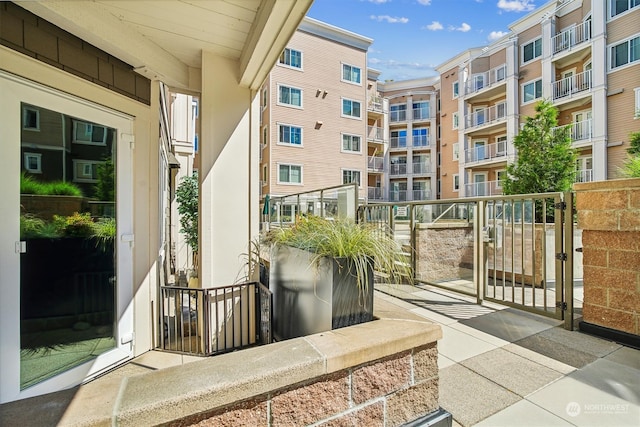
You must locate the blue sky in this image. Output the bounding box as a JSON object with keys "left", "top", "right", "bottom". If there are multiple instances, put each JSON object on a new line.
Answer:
{"left": 307, "top": 0, "right": 545, "bottom": 81}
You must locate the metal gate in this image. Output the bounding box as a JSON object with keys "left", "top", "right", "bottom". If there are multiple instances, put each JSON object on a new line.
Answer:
{"left": 359, "top": 192, "right": 575, "bottom": 330}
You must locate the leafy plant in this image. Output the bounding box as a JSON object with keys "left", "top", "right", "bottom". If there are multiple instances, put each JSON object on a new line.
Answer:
{"left": 20, "top": 214, "right": 47, "bottom": 239}
{"left": 620, "top": 132, "right": 640, "bottom": 178}
{"left": 176, "top": 172, "right": 199, "bottom": 254}
{"left": 264, "top": 215, "right": 412, "bottom": 299}
{"left": 53, "top": 212, "right": 94, "bottom": 237}
{"left": 94, "top": 157, "right": 115, "bottom": 201}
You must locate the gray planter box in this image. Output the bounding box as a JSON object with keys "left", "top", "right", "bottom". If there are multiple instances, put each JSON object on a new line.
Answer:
{"left": 270, "top": 245, "right": 374, "bottom": 341}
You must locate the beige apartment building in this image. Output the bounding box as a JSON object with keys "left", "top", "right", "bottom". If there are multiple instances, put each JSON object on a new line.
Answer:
{"left": 259, "top": 17, "right": 372, "bottom": 218}
{"left": 437, "top": 0, "right": 640, "bottom": 199}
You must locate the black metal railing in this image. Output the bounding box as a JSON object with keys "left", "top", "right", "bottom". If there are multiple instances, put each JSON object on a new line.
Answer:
{"left": 160, "top": 281, "right": 272, "bottom": 356}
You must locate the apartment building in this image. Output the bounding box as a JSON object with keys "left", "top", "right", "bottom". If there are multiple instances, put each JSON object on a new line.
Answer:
{"left": 260, "top": 17, "right": 372, "bottom": 218}
{"left": 437, "top": 0, "right": 640, "bottom": 198}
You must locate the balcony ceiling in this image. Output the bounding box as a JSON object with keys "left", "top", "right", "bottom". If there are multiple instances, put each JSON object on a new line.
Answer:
{"left": 17, "top": 0, "right": 312, "bottom": 90}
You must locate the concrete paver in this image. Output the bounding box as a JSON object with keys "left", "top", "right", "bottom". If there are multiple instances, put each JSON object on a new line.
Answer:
{"left": 475, "top": 400, "right": 574, "bottom": 427}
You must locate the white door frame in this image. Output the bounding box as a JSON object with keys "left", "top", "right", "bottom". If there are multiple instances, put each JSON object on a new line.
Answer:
{"left": 0, "top": 71, "right": 134, "bottom": 403}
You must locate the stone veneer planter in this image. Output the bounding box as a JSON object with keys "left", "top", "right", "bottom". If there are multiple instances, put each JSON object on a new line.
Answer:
{"left": 574, "top": 178, "right": 640, "bottom": 345}
{"left": 20, "top": 194, "right": 86, "bottom": 220}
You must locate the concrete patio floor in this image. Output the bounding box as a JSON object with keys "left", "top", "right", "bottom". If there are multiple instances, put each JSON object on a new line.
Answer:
{"left": 375, "top": 283, "right": 639, "bottom": 427}
{"left": 1, "top": 283, "right": 637, "bottom": 426}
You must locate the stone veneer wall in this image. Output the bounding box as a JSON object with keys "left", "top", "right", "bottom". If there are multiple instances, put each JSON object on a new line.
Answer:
{"left": 189, "top": 343, "right": 438, "bottom": 427}
{"left": 0, "top": 2, "right": 151, "bottom": 105}
{"left": 415, "top": 223, "right": 474, "bottom": 282}
{"left": 574, "top": 178, "right": 640, "bottom": 336}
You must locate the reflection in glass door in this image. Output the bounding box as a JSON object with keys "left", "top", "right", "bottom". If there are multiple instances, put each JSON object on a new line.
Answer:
{"left": 19, "top": 103, "right": 116, "bottom": 390}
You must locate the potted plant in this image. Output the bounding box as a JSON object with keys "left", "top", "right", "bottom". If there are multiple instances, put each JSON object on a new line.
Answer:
{"left": 264, "top": 215, "right": 411, "bottom": 340}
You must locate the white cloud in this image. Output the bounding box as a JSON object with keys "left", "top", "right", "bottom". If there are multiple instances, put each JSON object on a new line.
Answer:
{"left": 497, "top": 0, "right": 536, "bottom": 12}
{"left": 417, "top": 0, "right": 432, "bottom": 5}
{"left": 424, "top": 21, "right": 443, "bottom": 31}
{"left": 370, "top": 15, "right": 409, "bottom": 23}
{"left": 368, "top": 58, "right": 433, "bottom": 70}
{"left": 488, "top": 30, "right": 508, "bottom": 41}
{"left": 367, "top": 0, "right": 391, "bottom": 4}
{"left": 449, "top": 23, "right": 472, "bottom": 32}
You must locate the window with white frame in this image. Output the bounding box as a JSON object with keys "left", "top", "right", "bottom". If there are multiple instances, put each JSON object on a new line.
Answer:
{"left": 522, "top": 79, "right": 543, "bottom": 104}
{"left": 278, "top": 85, "right": 302, "bottom": 107}
{"left": 453, "top": 174, "right": 459, "bottom": 191}
{"left": 453, "top": 143, "right": 459, "bottom": 161}
{"left": 342, "top": 169, "right": 361, "bottom": 186}
{"left": 522, "top": 38, "right": 542, "bottom": 64}
{"left": 452, "top": 112, "right": 459, "bottom": 129}
{"left": 609, "top": 35, "right": 640, "bottom": 70}
{"left": 72, "top": 160, "right": 102, "bottom": 182}
{"left": 342, "top": 98, "right": 361, "bottom": 118}
{"left": 452, "top": 81, "right": 459, "bottom": 98}
{"left": 496, "top": 170, "right": 507, "bottom": 188}
{"left": 342, "top": 64, "right": 362, "bottom": 84}
{"left": 278, "top": 124, "right": 302, "bottom": 146}
{"left": 262, "top": 89, "right": 268, "bottom": 109}
{"left": 342, "top": 133, "right": 361, "bottom": 152}
{"left": 24, "top": 152, "right": 42, "bottom": 173}
{"left": 279, "top": 48, "right": 302, "bottom": 69}
{"left": 496, "top": 135, "right": 507, "bottom": 155}
{"left": 22, "top": 106, "right": 39, "bottom": 130}
{"left": 262, "top": 126, "right": 268, "bottom": 146}
{"left": 262, "top": 165, "right": 268, "bottom": 185}
{"left": 609, "top": 0, "right": 640, "bottom": 18}
{"left": 73, "top": 120, "right": 107, "bottom": 145}
{"left": 278, "top": 164, "right": 302, "bottom": 184}
{"left": 635, "top": 87, "right": 640, "bottom": 118}
{"left": 412, "top": 128, "right": 429, "bottom": 146}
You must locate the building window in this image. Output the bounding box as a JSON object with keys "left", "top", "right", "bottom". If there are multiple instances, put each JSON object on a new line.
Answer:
{"left": 342, "top": 134, "right": 361, "bottom": 152}
{"left": 496, "top": 170, "right": 507, "bottom": 188}
{"left": 342, "top": 169, "right": 361, "bottom": 186}
{"left": 453, "top": 143, "right": 459, "bottom": 161}
{"left": 390, "top": 130, "right": 407, "bottom": 148}
{"left": 73, "top": 120, "right": 107, "bottom": 145}
{"left": 452, "top": 112, "right": 459, "bottom": 129}
{"left": 412, "top": 128, "right": 429, "bottom": 147}
{"left": 279, "top": 48, "right": 302, "bottom": 69}
{"left": 522, "top": 79, "right": 543, "bottom": 104}
{"left": 24, "top": 152, "right": 42, "bottom": 173}
{"left": 278, "top": 85, "right": 302, "bottom": 107}
{"left": 413, "top": 101, "right": 430, "bottom": 120}
{"left": 278, "top": 124, "right": 302, "bottom": 146}
{"left": 72, "top": 160, "right": 102, "bottom": 182}
{"left": 22, "top": 107, "right": 39, "bottom": 130}
{"left": 452, "top": 81, "right": 459, "bottom": 98}
{"left": 635, "top": 87, "right": 640, "bottom": 118}
{"left": 262, "top": 165, "right": 268, "bottom": 185}
{"left": 342, "top": 98, "right": 361, "bottom": 118}
{"left": 262, "top": 126, "right": 268, "bottom": 146}
{"left": 496, "top": 135, "right": 507, "bottom": 155}
{"left": 610, "top": 0, "right": 640, "bottom": 18}
{"left": 262, "top": 89, "right": 268, "bottom": 109}
{"left": 609, "top": 35, "right": 640, "bottom": 70}
{"left": 522, "top": 38, "right": 542, "bottom": 64}
{"left": 278, "top": 164, "right": 302, "bottom": 184}
{"left": 453, "top": 174, "right": 460, "bottom": 191}
{"left": 342, "top": 64, "right": 361, "bottom": 84}
{"left": 390, "top": 104, "right": 407, "bottom": 122}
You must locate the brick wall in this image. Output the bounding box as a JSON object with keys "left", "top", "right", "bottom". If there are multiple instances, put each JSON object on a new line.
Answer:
{"left": 0, "top": 2, "right": 150, "bottom": 105}
{"left": 187, "top": 343, "right": 439, "bottom": 427}
{"left": 574, "top": 178, "right": 640, "bottom": 336}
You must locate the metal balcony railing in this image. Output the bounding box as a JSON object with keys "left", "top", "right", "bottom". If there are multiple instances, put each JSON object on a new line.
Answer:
{"left": 465, "top": 101, "right": 507, "bottom": 129}
{"left": 553, "top": 119, "right": 592, "bottom": 142}
{"left": 464, "top": 180, "right": 504, "bottom": 197}
{"left": 367, "top": 125, "right": 385, "bottom": 142}
{"left": 368, "top": 186, "right": 384, "bottom": 200}
{"left": 389, "top": 190, "right": 407, "bottom": 202}
{"left": 390, "top": 137, "right": 408, "bottom": 149}
{"left": 412, "top": 136, "right": 430, "bottom": 148}
{"left": 368, "top": 156, "right": 384, "bottom": 171}
{"left": 465, "top": 63, "right": 507, "bottom": 96}
{"left": 390, "top": 109, "right": 407, "bottom": 122}
{"left": 368, "top": 96, "right": 383, "bottom": 113}
{"left": 412, "top": 162, "right": 432, "bottom": 174}
{"left": 390, "top": 163, "right": 408, "bottom": 176}
{"left": 413, "top": 107, "right": 430, "bottom": 121}
{"left": 552, "top": 21, "right": 591, "bottom": 55}
{"left": 465, "top": 141, "right": 508, "bottom": 163}
{"left": 412, "top": 189, "right": 432, "bottom": 200}
{"left": 552, "top": 70, "right": 591, "bottom": 101}
{"left": 575, "top": 169, "right": 593, "bottom": 183}
{"left": 160, "top": 282, "right": 272, "bottom": 356}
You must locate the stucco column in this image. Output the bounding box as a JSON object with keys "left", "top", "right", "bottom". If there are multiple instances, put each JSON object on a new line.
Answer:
{"left": 541, "top": 16, "right": 555, "bottom": 100}
{"left": 199, "top": 51, "right": 258, "bottom": 286}
{"left": 589, "top": 0, "right": 608, "bottom": 181}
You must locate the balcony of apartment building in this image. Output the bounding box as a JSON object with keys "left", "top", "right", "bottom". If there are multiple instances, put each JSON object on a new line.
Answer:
{"left": 464, "top": 64, "right": 507, "bottom": 101}
{"left": 412, "top": 188, "right": 432, "bottom": 201}
{"left": 465, "top": 180, "right": 503, "bottom": 197}
{"left": 389, "top": 102, "right": 433, "bottom": 125}
{"left": 412, "top": 161, "right": 434, "bottom": 177}
{"left": 552, "top": 118, "right": 592, "bottom": 147}
{"left": 390, "top": 162, "right": 408, "bottom": 177}
{"left": 412, "top": 101, "right": 432, "bottom": 125}
{"left": 367, "top": 125, "right": 386, "bottom": 146}
{"left": 367, "top": 186, "right": 385, "bottom": 201}
{"left": 552, "top": 69, "right": 592, "bottom": 105}
{"left": 575, "top": 168, "right": 593, "bottom": 183}
{"left": 367, "top": 95, "right": 385, "bottom": 116}
{"left": 368, "top": 155, "right": 384, "bottom": 173}
{"left": 390, "top": 132, "right": 408, "bottom": 152}
{"left": 411, "top": 131, "right": 431, "bottom": 150}
{"left": 389, "top": 189, "right": 408, "bottom": 202}
{"left": 464, "top": 101, "right": 507, "bottom": 133}
{"left": 464, "top": 140, "right": 508, "bottom": 167}
{"left": 551, "top": 20, "right": 591, "bottom": 63}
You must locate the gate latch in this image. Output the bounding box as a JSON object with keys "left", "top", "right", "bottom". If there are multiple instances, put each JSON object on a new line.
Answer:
{"left": 555, "top": 252, "right": 567, "bottom": 261}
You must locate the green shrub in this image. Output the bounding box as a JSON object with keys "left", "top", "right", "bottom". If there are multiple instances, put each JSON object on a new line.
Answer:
{"left": 53, "top": 212, "right": 94, "bottom": 237}
{"left": 20, "top": 173, "right": 41, "bottom": 195}
{"left": 20, "top": 214, "right": 46, "bottom": 238}
{"left": 621, "top": 156, "right": 640, "bottom": 178}
{"left": 41, "top": 181, "right": 83, "bottom": 197}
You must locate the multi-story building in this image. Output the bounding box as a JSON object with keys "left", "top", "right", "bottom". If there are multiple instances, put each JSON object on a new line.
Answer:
{"left": 437, "top": 0, "right": 640, "bottom": 198}
{"left": 259, "top": 17, "right": 372, "bottom": 217}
